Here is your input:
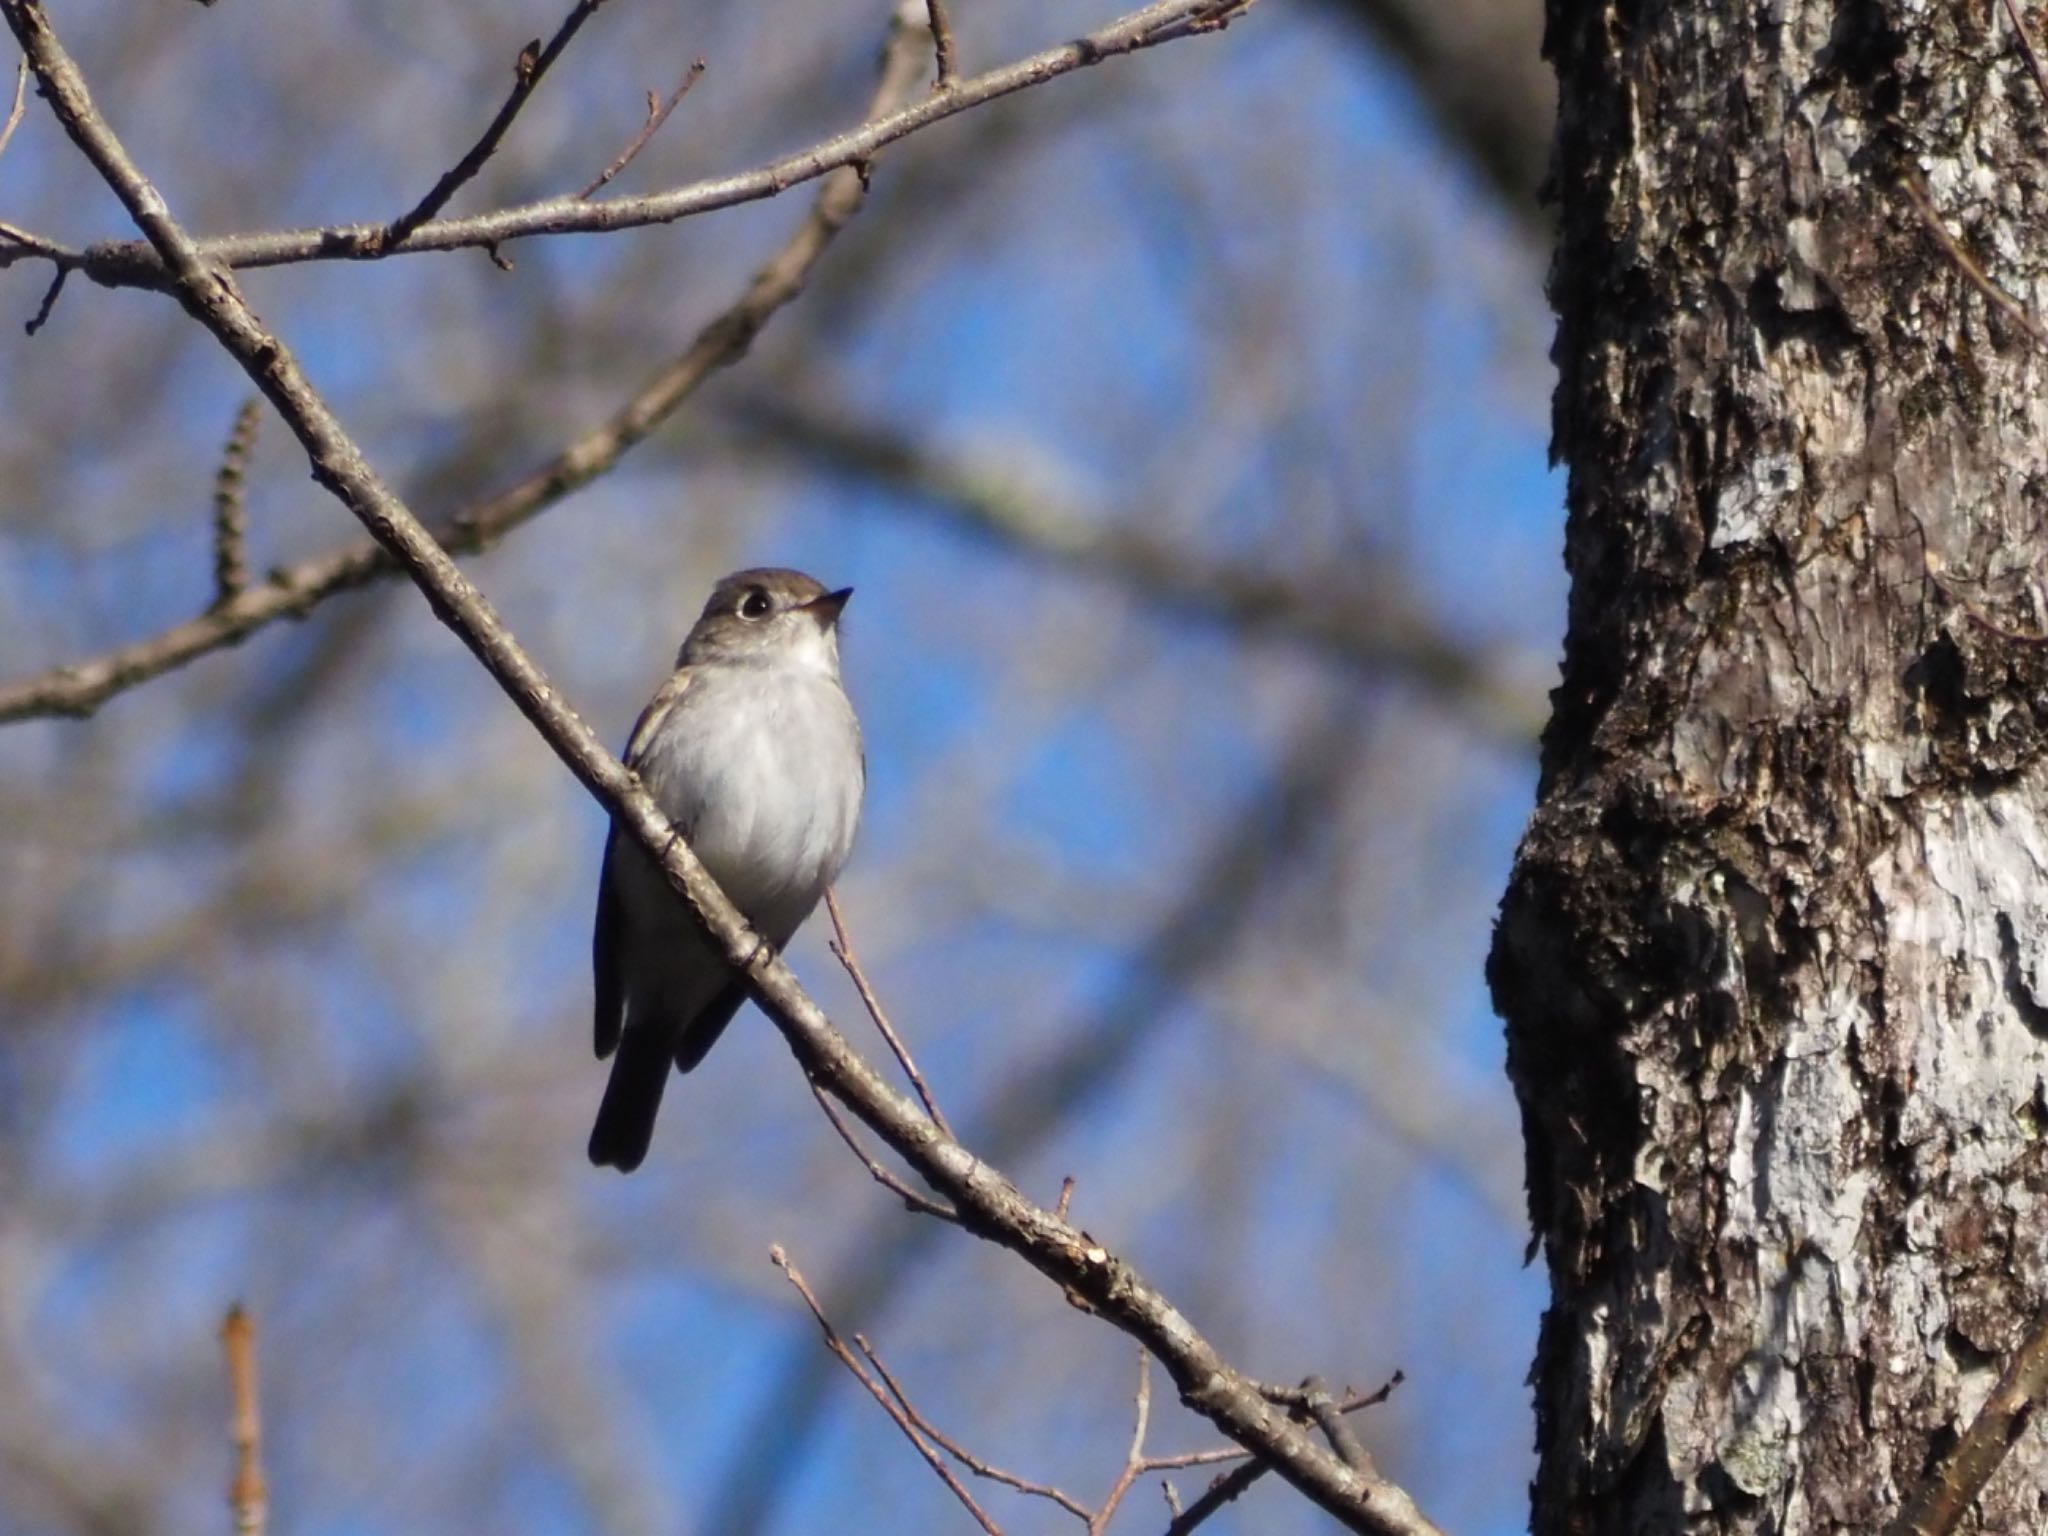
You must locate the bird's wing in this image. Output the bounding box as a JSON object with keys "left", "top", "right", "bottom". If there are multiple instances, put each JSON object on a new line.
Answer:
{"left": 622, "top": 667, "right": 695, "bottom": 767}
{"left": 594, "top": 669, "right": 697, "bottom": 1058}
{"left": 592, "top": 824, "right": 626, "bottom": 1058}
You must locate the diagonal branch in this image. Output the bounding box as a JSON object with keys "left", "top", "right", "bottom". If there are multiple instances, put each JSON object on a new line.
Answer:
{"left": 1886, "top": 1303, "right": 2048, "bottom": 1536}
{"left": 809, "top": 1078, "right": 959, "bottom": 1220}
{"left": 1, "top": 1, "right": 1439, "bottom": 1531}
{"left": 0, "top": 56, "right": 25, "bottom": 164}
{"left": 209, "top": 396, "right": 260, "bottom": 609}
{"left": 60, "top": 0, "right": 1262, "bottom": 292}
{"left": 825, "top": 888, "right": 953, "bottom": 1136}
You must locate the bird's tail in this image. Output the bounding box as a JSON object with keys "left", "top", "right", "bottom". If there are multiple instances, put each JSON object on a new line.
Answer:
{"left": 673, "top": 979, "right": 749, "bottom": 1074}
{"left": 588, "top": 1025, "right": 673, "bottom": 1172}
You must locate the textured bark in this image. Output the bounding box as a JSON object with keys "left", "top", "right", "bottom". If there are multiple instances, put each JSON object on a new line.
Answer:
{"left": 1491, "top": 2, "right": 2048, "bottom": 1532}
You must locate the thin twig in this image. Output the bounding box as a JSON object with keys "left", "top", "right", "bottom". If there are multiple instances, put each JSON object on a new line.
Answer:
{"left": 1899, "top": 169, "right": 2048, "bottom": 344}
{"left": 770, "top": 1247, "right": 1005, "bottom": 1535}
{"left": 1256, "top": 1379, "right": 1314, "bottom": 1407}
{"left": 3, "top": 2, "right": 1439, "bottom": 1529}
{"left": 23, "top": 260, "right": 64, "bottom": 334}
{"left": 581, "top": 59, "right": 706, "bottom": 198}
{"left": 1184, "top": 0, "right": 1256, "bottom": 28}
{"left": 0, "top": 217, "right": 58, "bottom": 252}
{"left": 1162, "top": 1455, "right": 1263, "bottom": 1536}
{"left": 825, "top": 887, "right": 952, "bottom": 1136}
{"left": 850, "top": 1322, "right": 1395, "bottom": 1528}
{"left": 0, "top": 56, "right": 26, "bottom": 165}
{"left": 1145, "top": 1381, "right": 1399, "bottom": 1476}
{"left": 1921, "top": 548, "right": 2048, "bottom": 646}
{"left": 1256, "top": 1374, "right": 1401, "bottom": 1412}
{"left": 382, "top": 0, "right": 611, "bottom": 250}
{"left": 211, "top": 398, "right": 261, "bottom": 609}
{"left": 1300, "top": 1377, "right": 1372, "bottom": 1475}
{"left": 1887, "top": 1303, "right": 2048, "bottom": 1536}
{"left": 925, "top": 0, "right": 959, "bottom": 88}
{"left": 1056, "top": 1175, "right": 1076, "bottom": 1220}
{"left": 810, "top": 1079, "right": 958, "bottom": 1219}
{"left": 2004, "top": 0, "right": 2048, "bottom": 102}
{"left": 1163, "top": 1377, "right": 1403, "bottom": 1534}
{"left": 857, "top": 1334, "right": 1094, "bottom": 1521}
{"left": 1142, "top": 1445, "right": 1253, "bottom": 1472}
{"left": 1090, "top": 1351, "right": 1155, "bottom": 1533}
{"left": 220, "top": 1304, "right": 267, "bottom": 1536}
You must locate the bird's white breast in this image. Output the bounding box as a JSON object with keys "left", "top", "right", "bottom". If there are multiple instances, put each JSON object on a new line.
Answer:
{"left": 635, "top": 661, "right": 863, "bottom": 939}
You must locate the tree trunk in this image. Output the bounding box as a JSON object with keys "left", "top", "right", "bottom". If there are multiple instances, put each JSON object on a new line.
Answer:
{"left": 1490, "top": 2, "right": 2048, "bottom": 1531}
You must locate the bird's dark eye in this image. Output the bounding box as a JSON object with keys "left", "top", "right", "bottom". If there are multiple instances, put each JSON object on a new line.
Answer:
{"left": 739, "top": 589, "right": 772, "bottom": 619}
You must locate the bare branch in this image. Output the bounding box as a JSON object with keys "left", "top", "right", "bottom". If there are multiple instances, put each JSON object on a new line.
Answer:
{"left": 844, "top": 1320, "right": 1405, "bottom": 1530}
{"left": 1161, "top": 1456, "right": 1263, "bottom": 1536}
{"left": 0, "top": 56, "right": 25, "bottom": 164}
{"left": 1886, "top": 1304, "right": 2048, "bottom": 1536}
{"left": 1160, "top": 1378, "right": 1403, "bottom": 1535}
{"left": 1089, "top": 1351, "right": 1155, "bottom": 1533}
{"left": 211, "top": 397, "right": 261, "bottom": 609}
{"left": 1922, "top": 546, "right": 2048, "bottom": 646}
{"left": 219, "top": 1304, "right": 267, "bottom": 1536}
{"left": 22, "top": 259, "right": 64, "bottom": 334}
{"left": 1, "top": 3, "right": 1440, "bottom": 1531}
{"left": 770, "top": 1247, "right": 1005, "bottom": 1536}
{"left": 1899, "top": 168, "right": 2048, "bottom": 345}
{"left": 2004, "top": 0, "right": 2048, "bottom": 102}
{"left": 809, "top": 1079, "right": 959, "bottom": 1220}
{"left": 1300, "top": 1377, "right": 1372, "bottom": 1475}
{"left": 580, "top": 59, "right": 707, "bottom": 199}
{"left": 926, "top": 0, "right": 960, "bottom": 88}
{"left": 0, "top": 218, "right": 78, "bottom": 319}
{"left": 382, "top": 0, "right": 612, "bottom": 250}
{"left": 825, "top": 887, "right": 952, "bottom": 1136}
{"left": 1155, "top": 1380, "right": 1399, "bottom": 1479}
{"left": 59, "top": 0, "right": 1262, "bottom": 290}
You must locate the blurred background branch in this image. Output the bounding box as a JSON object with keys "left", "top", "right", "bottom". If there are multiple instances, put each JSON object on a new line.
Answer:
{"left": 714, "top": 389, "right": 1548, "bottom": 742}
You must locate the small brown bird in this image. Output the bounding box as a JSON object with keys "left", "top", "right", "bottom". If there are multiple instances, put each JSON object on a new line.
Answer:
{"left": 589, "top": 568, "right": 864, "bottom": 1172}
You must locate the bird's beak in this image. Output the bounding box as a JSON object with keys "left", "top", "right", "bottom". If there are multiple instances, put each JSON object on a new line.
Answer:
{"left": 801, "top": 587, "right": 853, "bottom": 627}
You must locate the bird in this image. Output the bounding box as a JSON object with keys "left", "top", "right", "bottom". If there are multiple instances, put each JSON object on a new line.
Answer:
{"left": 588, "top": 567, "right": 864, "bottom": 1172}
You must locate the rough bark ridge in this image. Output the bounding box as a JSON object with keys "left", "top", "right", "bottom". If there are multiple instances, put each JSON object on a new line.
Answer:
{"left": 1491, "top": 1, "right": 2048, "bottom": 1530}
